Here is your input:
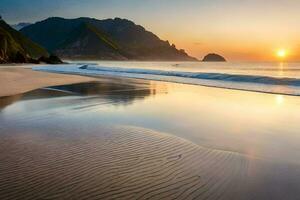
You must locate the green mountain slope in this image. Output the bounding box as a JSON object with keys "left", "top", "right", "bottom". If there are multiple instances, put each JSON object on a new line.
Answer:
{"left": 0, "top": 19, "right": 48, "bottom": 63}
{"left": 21, "top": 17, "right": 197, "bottom": 61}
{"left": 55, "top": 22, "right": 127, "bottom": 60}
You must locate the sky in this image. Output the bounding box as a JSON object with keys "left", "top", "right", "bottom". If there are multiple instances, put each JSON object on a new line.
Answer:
{"left": 1, "top": 0, "right": 300, "bottom": 61}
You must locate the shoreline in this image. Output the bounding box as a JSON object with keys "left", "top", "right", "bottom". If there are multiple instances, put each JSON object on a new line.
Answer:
{"left": 2, "top": 64, "right": 299, "bottom": 99}
{"left": 0, "top": 67, "right": 95, "bottom": 97}
{"left": 34, "top": 66, "right": 300, "bottom": 97}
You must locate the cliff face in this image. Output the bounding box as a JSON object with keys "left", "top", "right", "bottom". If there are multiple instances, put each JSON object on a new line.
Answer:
{"left": 21, "top": 17, "right": 198, "bottom": 61}
{"left": 0, "top": 19, "right": 48, "bottom": 63}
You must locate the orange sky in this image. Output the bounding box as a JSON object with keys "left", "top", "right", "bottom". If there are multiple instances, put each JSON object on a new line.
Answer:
{"left": 3, "top": 0, "right": 300, "bottom": 61}
{"left": 142, "top": 1, "right": 300, "bottom": 61}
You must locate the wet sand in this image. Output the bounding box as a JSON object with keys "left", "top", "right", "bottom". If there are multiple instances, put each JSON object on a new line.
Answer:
{"left": 1, "top": 69, "right": 300, "bottom": 199}
{"left": 1, "top": 126, "right": 299, "bottom": 200}
{"left": 0, "top": 67, "right": 95, "bottom": 97}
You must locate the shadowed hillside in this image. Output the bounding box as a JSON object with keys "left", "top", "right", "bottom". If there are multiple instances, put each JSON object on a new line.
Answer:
{"left": 0, "top": 19, "right": 48, "bottom": 63}
{"left": 21, "top": 17, "right": 198, "bottom": 61}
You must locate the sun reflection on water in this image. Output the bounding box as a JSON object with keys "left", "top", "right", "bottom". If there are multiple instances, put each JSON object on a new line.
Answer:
{"left": 278, "top": 62, "right": 284, "bottom": 77}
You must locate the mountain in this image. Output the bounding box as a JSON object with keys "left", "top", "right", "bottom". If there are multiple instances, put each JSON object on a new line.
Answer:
{"left": 0, "top": 19, "right": 49, "bottom": 63}
{"left": 11, "top": 22, "right": 32, "bottom": 30}
{"left": 54, "top": 22, "right": 127, "bottom": 60}
{"left": 202, "top": 53, "right": 226, "bottom": 62}
{"left": 20, "top": 17, "right": 197, "bottom": 61}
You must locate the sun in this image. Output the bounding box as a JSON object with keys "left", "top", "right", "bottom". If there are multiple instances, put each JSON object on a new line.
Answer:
{"left": 277, "top": 49, "right": 287, "bottom": 58}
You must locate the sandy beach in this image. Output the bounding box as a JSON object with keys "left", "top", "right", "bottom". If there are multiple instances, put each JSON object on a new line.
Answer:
{"left": 0, "top": 67, "right": 95, "bottom": 97}
{"left": 1, "top": 67, "right": 300, "bottom": 199}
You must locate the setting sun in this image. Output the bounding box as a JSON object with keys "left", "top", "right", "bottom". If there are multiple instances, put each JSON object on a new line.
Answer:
{"left": 277, "top": 49, "right": 287, "bottom": 58}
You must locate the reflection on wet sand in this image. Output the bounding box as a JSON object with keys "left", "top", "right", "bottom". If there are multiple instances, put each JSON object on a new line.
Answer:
{"left": 1, "top": 78, "right": 300, "bottom": 199}
{"left": 0, "top": 78, "right": 167, "bottom": 111}
{"left": 0, "top": 89, "right": 75, "bottom": 111}
{"left": 49, "top": 80, "right": 165, "bottom": 106}
{"left": 0, "top": 95, "right": 23, "bottom": 110}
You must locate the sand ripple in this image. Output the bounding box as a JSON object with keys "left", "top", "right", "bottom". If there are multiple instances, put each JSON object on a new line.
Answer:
{"left": 0, "top": 125, "right": 298, "bottom": 199}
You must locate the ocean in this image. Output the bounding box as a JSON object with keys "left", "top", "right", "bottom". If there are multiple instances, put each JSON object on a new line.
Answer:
{"left": 34, "top": 61, "right": 300, "bottom": 96}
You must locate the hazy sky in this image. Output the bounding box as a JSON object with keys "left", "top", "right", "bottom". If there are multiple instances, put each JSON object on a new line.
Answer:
{"left": 1, "top": 0, "right": 300, "bottom": 61}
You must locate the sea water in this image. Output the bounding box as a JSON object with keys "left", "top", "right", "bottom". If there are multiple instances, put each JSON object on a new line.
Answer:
{"left": 34, "top": 61, "right": 300, "bottom": 96}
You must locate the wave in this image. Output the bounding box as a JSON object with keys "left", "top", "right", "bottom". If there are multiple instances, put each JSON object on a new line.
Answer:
{"left": 34, "top": 65, "right": 300, "bottom": 96}
{"left": 81, "top": 65, "right": 300, "bottom": 86}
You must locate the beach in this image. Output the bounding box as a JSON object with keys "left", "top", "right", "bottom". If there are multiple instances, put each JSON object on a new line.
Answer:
{"left": 1, "top": 66, "right": 300, "bottom": 199}
{"left": 0, "top": 67, "right": 95, "bottom": 97}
